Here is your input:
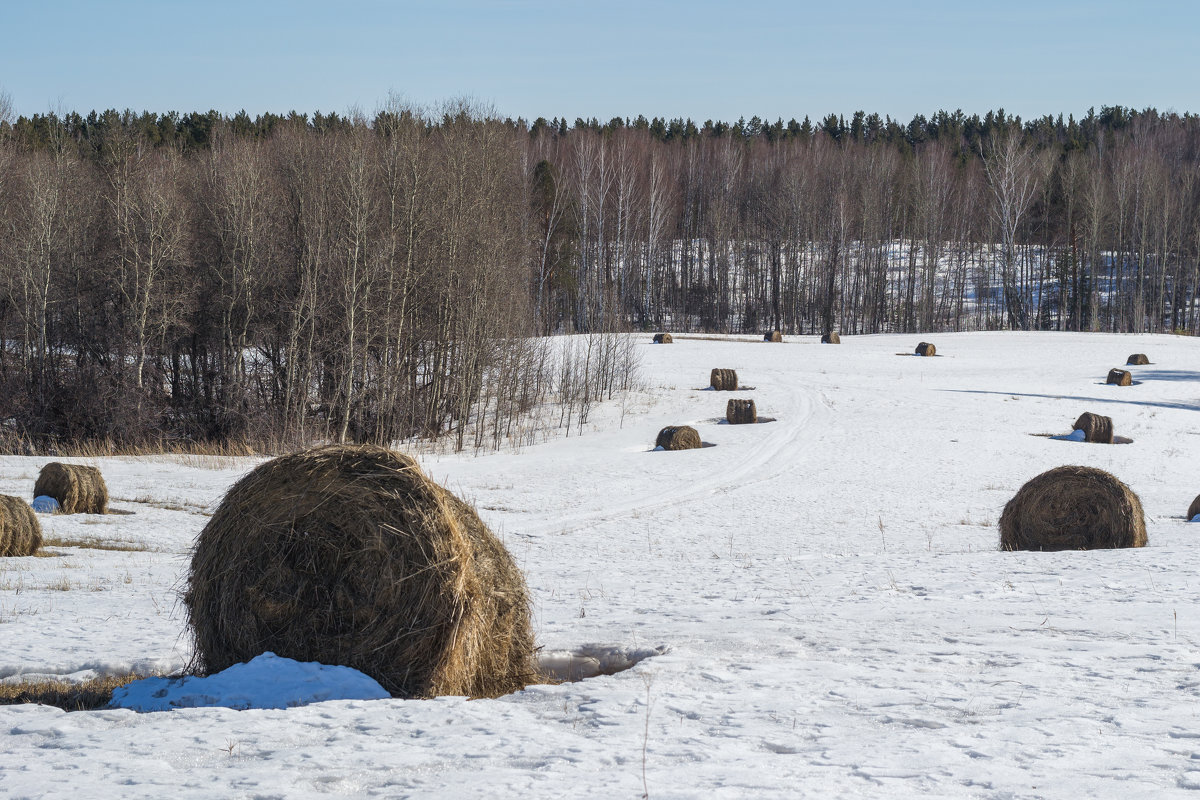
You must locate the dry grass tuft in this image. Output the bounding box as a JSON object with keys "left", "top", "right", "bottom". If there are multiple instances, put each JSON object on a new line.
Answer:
{"left": 999, "top": 465, "right": 1146, "bottom": 551}
{"left": 0, "top": 674, "right": 147, "bottom": 711}
{"left": 41, "top": 536, "right": 149, "bottom": 553}
{"left": 185, "top": 444, "right": 538, "bottom": 699}
{"left": 0, "top": 495, "right": 42, "bottom": 557}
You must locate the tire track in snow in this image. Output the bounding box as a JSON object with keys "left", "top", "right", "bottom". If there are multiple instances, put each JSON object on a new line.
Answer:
{"left": 521, "top": 376, "right": 830, "bottom": 537}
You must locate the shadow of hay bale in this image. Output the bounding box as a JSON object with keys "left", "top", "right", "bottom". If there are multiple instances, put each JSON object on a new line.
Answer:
{"left": 999, "top": 465, "right": 1146, "bottom": 551}
{"left": 33, "top": 463, "right": 108, "bottom": 515}
{"left": 185, "top": 444, "right": 537, "bottom": 699}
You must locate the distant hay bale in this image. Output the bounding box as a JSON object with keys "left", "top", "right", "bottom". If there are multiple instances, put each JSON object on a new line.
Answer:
{"left": 915, "top": 342, "right": 936, "bottom": 357}
{"left": 999, "top": 465, "right": 1146, "bottom": 551}
{"left": 764, "top": 330, "right": 783, "bottom": 343}
{"left": 1072, "top": 412, "right": 1114, "bottom": 444}
{"left": 1106, "top": 368, "right": 1132, "bottom": 386}
{"left": 726, "top": 398, "right": 757, "bottom": 425}
{"left": 0, "top": 495, "right": 42, "bottom": 557}
{"left": 821, "top": 332, "right": 841, "bottom": 344}
{"left": 1126, "top": 353, "right": 1149, "bottom": 365}
{"left": 184, "top": 444, "right": 537, "bottom": 699}
{"left": 1188, "top": 494, "right": 1200, "bottom": 521}
{"left": 710, "top": 368, "right": 738, "bottom": 391}
{"left": 33, "top": 463, "right": 108, "bottom": 515}
{"left": 652, "top": 333, "right": 673, "bottom": 344}
{"left": 655, "top": 426, "right": 702, "bottom": 451}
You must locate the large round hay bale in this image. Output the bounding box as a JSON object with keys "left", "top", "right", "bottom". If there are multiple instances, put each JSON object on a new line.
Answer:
{"left": 652, "top": 333, "right": 673, "bottom": 344}
{"left": 1106, "top": 368, "right": 1132, "bottom": 386}
{"left": 999, "top": 465, "right": 1146, "bottom": 551}
{"left": 0, "top": 495, "right": 42, "bottom": 557}
{"left": 710, "top": 368, "right": 738, "bottom": 391}
{"left": 915, "top": 342, "right": 936, "bottom": 357}
{"left": 33, "top": 463, "right": 108, "bottom": 514}
{"left": 1072, "top": 412, "right": 1114, "bottom": 444}
{"left": 821, "top": 332, "right": 841, "bottom": 344}
{"left": 764, "top": 330, "right": 783, "bottom": 343}
{"left": 1187, "top": 494, "right": 1200, "bottom": 521}
{"left": 655, "top": 426, "right": 702, "bottom": 451}
{"left": 184, "top": 444, "right": 537, "bottom": 699}
{"left": 1126, "top": 353, "right": 1149, "bottom": 366}
{"left": 726, "top": 399, "right": 757, "bottom": 425}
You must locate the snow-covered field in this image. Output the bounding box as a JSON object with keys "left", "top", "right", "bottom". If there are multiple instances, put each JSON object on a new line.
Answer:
{"left": 2, "top": 331, "right": 1200, "bottom": 798}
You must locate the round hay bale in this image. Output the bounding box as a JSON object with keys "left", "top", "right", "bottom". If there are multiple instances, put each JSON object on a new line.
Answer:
{"left": 709, "top": 368, "right": 738, "bottom": 391}
{"left": 33, "top": 463, "right": 108, "bottom": 514}
{"left": 915, "top": 342, "right": 936, "bottom": 357}
{"left": 999, "top": 465, "right": 1146, "bottom": 551}
{"left": 821, "top": 332, "right": 841, "bottom": 344}
{"left": 655, "top": 426, "right": 702, "bottom": 451}
{"left": 1126, "top": 353, "right": 1149, "bottom": 366}
{"left": 1187, "top": 494, "right": 1200, "bottom": 521}
{"left": 652, "top": 333, "right": 673, "bottom": 344}
{"left": 184, "top": 444, "right": 537, "bottom": 699}
{"left": 1072, "top": 412, "right": 1114, "bottom": 444}
{"left": 1106, "top": 368, "right": 1132, "bottom": 386}
{"left": 764, "top": 330, "right": 783, "bottom": 343}
{"left": 726, "top": 398, "right": 757, "bottom": 425}
{"left": 0, "top": 495, "right": 42, "bottom": 557}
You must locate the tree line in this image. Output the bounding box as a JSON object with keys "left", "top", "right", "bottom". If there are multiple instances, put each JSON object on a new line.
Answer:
{"left": 0, "top": 100, "right": 1197, "bottom": 450}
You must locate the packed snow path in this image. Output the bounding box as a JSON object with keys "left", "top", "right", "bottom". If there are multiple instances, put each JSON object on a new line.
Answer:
{"left": 2, "top": 332, "right": 1200, "bottom": 798}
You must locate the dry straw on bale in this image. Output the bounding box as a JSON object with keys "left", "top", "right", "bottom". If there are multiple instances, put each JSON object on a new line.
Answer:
{"left": 0, "top": 495, "right": 42, "bottom": 557}
{"left": 184, "top": 444, "right": 537, "bottom": 699}
{"left": 655, "top": 425, "right": 702, "bottom": 451}
{"left": 33, "top": 463, "right": 108, "bottom": 514}
{"left": 1072, "top": 412, "right": 1114, "bottom": 444}
{"left": 1107, "top": 368, "right": 1132, "bottom": 386}
{"left": 764, "top": 330, "right": 783, "bottom": 342}
{"left": 652, "top": 333, "right": 673, "bottom": 344}
{"left": 999, "top": 465, "right": 1146, "bottom": 551}
{"left": 915, "top": 342, "right": 936, "bottom": 357}
{"left": 821, "top": 332, "right": 841, "bottom": 344}
{"left": 1126, "top": 353, "right": 1149, "bottom": 365}
{"left": 726, "top": 399, "right": 757, "bottom": 425}
{"left": 710, "top": 368, "right": 738, "bottom": 391}
{"left": 1188, "top": 494, "right": 1200, "bottom": 521}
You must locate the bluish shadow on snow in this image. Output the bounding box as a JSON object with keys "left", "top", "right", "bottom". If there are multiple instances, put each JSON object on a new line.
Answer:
{"left": 945, "top": 388, "right": 1200, "bottom": 413}
{"left": 537, "top": 644, "right": 669, "bottom": 683}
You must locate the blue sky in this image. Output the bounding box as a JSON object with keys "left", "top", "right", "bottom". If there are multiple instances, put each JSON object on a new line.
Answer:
{"left": 2, "top": 0, "right": 1193, "bottom": 123}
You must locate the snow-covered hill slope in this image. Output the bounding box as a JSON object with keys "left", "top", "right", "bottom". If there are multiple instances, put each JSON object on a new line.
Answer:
{"left": 2, "top": 331, "right": 1199, "bottom": 798}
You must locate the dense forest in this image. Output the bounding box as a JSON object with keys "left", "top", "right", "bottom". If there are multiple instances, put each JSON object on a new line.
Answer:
{"left": 1, "top": 99, "right": 1198, "bottom": 451}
